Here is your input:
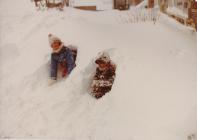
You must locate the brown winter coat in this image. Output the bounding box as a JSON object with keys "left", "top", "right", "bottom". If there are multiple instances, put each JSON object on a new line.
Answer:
{"left": 91, "top": 63, "right": 116, "bottom": 98}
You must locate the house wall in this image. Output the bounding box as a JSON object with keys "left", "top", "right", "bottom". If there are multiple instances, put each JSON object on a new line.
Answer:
{"left": 129, "top": 0, "right": 142, "bottom": 6}
{"left": 75, "top": 6, "right": 97, "bottom": 10}
{"left": 148, "top": 0, "right": 154, "bottom": 7}
{"left": 70, "top": 0, "right": 147, "bottom": 10}
{"left": 70, "top": 0, "right": 113, "bottom": 10}
{"left": 189, "top": 0, "right": 197, "bottom": 30}
{"left": 114, "top": 0, "right": 130, "bottom": 9}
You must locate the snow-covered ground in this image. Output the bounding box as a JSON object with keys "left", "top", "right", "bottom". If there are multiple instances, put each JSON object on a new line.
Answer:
{"left": 0, "top": 0, "right": 197, "bottom": 140}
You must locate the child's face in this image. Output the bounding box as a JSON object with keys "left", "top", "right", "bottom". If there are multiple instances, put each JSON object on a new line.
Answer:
{"left": 98, "top": 63, "right": 108, "bottom": 70}
{"left": 52, "top": 41, "right": 61, "bottom": 50}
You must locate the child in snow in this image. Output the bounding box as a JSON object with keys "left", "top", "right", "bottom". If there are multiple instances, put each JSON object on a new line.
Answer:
{"left": 48, "top": 34, "right": 77, "bottom": 85}
{"left": 91, "top": 53, "right": 116, "bottom": 99}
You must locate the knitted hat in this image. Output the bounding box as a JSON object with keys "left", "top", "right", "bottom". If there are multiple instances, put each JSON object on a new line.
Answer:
{"left": 95, "top": 52, "right": 110, "bottom": 64}
{"left": 48, "top": 34, "right": 61, "bottom": 46}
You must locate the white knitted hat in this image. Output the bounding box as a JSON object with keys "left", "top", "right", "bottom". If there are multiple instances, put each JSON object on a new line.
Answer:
{"left": 95, "top": 52, "right": 110, "bottom": 64}
{"left": 48, "top": 34, "right": 61, "bottom": 46}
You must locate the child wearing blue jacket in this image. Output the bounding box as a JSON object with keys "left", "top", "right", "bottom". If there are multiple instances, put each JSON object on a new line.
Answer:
{"left": 48, "top": 34, "right": 76, "bottom": 85}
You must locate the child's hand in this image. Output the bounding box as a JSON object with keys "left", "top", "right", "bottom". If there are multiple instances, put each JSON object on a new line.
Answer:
{"left": 48, "top": 79, "right": 56, "bottom": 86}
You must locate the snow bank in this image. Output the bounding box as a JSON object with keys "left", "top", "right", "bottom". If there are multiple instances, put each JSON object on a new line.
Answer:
{"left": 0, "top": 1, "right": 197, "bottom": 140}
{"left": 167, "top": 7, "right": 188, "bottom": 19}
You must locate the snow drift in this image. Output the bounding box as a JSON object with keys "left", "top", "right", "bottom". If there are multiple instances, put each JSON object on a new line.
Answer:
{"left": 0, "top": 1, "right": 197, "bottom": 140}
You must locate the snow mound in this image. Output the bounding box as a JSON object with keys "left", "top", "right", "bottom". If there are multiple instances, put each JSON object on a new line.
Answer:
{"left": 0, "top": 3, "right": 197, "bottom": 140}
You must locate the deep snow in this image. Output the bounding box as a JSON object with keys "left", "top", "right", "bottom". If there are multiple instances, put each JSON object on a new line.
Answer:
{"left": 0, "top": 0, "right": 197, "bottom": 140}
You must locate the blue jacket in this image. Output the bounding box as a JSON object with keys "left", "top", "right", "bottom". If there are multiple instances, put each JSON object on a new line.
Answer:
{"left": 51, "top": 46, "right": 75, "bottom": 80}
